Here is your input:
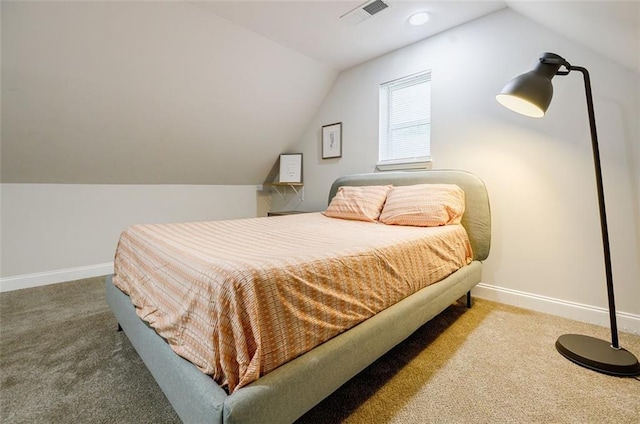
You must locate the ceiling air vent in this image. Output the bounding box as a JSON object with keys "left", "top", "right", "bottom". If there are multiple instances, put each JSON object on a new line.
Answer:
{"left": 340, "top": 0, "right": 391, "bottom": 26}
{"left": 363, "top": 0, "right": 389, "bottom": 15}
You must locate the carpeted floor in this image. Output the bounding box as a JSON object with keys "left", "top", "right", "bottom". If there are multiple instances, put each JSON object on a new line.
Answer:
{"left": 1, "top": 277, "right": 639, "bottom": 423}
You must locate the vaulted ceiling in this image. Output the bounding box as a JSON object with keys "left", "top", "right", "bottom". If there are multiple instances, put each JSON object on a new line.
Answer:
{"left": 2, "top": 1, "right": 637, "bottom": 185}
{"left": 195, "top": 1, "right": 639, "bottom": 74}
{"left": 193, "top": 1, "right": 507, "bottom": 71}
{"left": 2, "top": 1, "right": 338, "bottom": 184}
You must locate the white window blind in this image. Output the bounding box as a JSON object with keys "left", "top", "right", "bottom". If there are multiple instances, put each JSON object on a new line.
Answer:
{"left": 378, "top": 70, "right": 431, "bottom": 166}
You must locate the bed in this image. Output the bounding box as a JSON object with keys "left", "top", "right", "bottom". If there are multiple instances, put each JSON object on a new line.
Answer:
{"left": 105, "top": 169, "right": 491, "bottom": 423}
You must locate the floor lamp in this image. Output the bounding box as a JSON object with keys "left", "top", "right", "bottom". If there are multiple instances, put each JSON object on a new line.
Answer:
{"left": 495, "top": 52, "right": 640, "bottom": 377}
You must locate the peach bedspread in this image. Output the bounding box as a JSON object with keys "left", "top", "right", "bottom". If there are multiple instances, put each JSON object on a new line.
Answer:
{"left": 112, "top": 213, "right": 472, "bottom": 393}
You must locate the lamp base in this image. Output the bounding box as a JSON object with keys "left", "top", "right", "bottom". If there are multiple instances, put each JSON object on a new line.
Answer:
{"left": 556, "top": 334, "right": 640, "bottom": 376}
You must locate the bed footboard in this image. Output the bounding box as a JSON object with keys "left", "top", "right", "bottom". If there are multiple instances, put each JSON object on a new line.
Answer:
{"left": 107, "top": 261, "right": 482, "bottom": 424}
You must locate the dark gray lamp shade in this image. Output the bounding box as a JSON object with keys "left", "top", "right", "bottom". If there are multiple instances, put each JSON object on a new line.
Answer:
{"left": 495, "top": 71, "right": 553, "bottom": 117}
{"left": 496, "top": 53, "right": 564, "bottom": 118}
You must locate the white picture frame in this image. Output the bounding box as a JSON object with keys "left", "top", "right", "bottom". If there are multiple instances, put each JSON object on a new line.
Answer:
{"left": 278, "top": 153, "right": 303, "bottom": 183}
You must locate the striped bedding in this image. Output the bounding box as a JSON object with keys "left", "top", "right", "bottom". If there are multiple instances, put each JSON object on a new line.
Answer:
{"left": 112, "top": 212, "right": 472, "bottom": 393}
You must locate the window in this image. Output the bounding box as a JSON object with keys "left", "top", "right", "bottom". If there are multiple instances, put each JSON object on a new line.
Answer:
{"left": 378, "top": 70, "right": 431, "bottom": 169}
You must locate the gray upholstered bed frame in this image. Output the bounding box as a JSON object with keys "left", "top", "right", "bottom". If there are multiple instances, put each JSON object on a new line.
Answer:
{"left": 105, "top": 170, "right": 491, "bottom": 423}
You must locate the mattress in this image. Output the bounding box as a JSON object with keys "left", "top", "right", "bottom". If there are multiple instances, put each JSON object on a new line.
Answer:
{"left": 112, "top": 212, "right": 472, "bottom": 393}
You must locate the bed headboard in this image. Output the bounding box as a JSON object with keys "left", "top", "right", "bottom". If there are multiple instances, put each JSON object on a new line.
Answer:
{"left": 328, "top": 170, "right": 491, "bottom": 261}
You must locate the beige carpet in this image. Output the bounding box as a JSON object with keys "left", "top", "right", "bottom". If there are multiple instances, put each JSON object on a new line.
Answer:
{"left": 1, "top": 277, "right": 639, "bottom": 423}
{"left": 300, "top": 297, "right": 640, "bottom": 424}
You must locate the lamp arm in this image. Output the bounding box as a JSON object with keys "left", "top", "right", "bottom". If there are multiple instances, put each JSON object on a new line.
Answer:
{"left": 569, "top": 65, "right": 619, "bottom": 349}
{"left": 539, "top": 54, "right": 571, "bottom": 73}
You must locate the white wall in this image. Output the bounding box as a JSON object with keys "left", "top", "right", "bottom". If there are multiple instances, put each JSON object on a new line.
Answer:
{"left": 278, "top": 9, "right": 640, "bottom": 332}
{"left": 0, "top": 184, "right": 268, "bottom": 291}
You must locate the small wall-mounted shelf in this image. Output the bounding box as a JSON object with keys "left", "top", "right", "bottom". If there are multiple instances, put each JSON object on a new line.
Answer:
{"left": 264, "top": 182, "right": 304, "bottom": 201}
{"left": 267, "top": 210, "right": 309, "bottom": 217}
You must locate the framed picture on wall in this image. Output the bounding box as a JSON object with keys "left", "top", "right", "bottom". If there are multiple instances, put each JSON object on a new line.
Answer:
{"left": 278, "top": 153, "right": 303, "bottom": 183}
{"left": 322, "top": 122, "right": 342, "bottom": 159}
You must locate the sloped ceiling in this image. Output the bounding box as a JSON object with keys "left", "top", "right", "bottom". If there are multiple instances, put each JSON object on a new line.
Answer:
{"left": 195, "top": 1, "right": 507, "bottom": 71}
{"left": 1, "top": 1, "right": 337, "bottom": 184}
{"left": 195, "top": 1, "right": 639, "bottom": 73}
{"left": 2, "top": 1, "right": 637, "bottom": 185}
{"left": 506, "top": 0, "right": 639, "bottom": 74}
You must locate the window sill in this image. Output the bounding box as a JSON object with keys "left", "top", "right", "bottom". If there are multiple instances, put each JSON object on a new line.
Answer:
{"left": 375, "top": 160, "right": 433, "bottom": 172}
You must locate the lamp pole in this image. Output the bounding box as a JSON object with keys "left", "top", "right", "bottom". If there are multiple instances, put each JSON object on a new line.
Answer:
{"left": 570, "top": 65, "right": 619, "bottom": 349}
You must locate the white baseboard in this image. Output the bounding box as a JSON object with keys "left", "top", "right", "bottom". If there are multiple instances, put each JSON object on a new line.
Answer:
{"left": 473, "top": 283, "right": 640, "bottom": 335}
{"left": 2, "top": 269, "right": 638, "bottom": 336}
{"left": 0, "top": 263, "right": 114, "bottom": 292}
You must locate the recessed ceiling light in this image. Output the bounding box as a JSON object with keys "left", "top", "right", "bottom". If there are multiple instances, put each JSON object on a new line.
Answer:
{"left": 409, "top": 12, "right": 430, "bottom": 26}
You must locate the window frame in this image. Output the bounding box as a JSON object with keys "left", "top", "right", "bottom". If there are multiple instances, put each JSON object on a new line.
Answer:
{"left": 377, "top": 70, "right": 432, "bottom": 171}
